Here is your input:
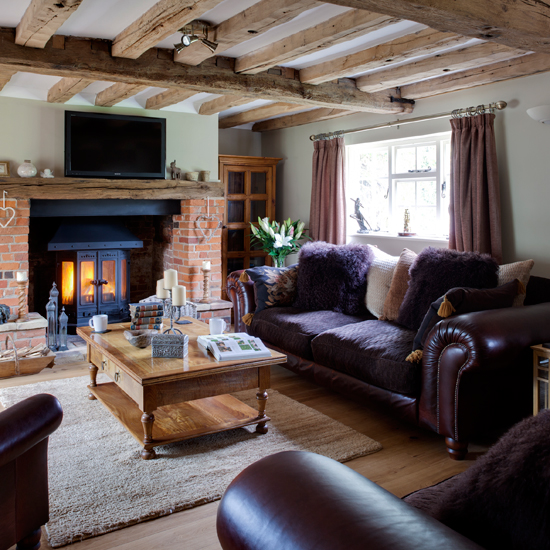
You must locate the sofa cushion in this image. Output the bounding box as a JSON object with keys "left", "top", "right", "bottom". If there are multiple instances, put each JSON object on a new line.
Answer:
{"left": 365, "top": 245, "right": 399, "bottom": 318}
{"left": 397, "top": 247, "right": 499, "bottom": 331}
{"left": 293, "top": 241, "right": 374, "bottom": 315}
{"left": 404, "top": 409, "right": 550, "bottom": 550}
{"left": 248, "top": 307, "right": 374, "bottom": 360}
{"left": 381, "top": 248, "right": 417, "bottom": 321}
{"left": 498, "top": 259, "right": 534, "bottom": 306}
{"left": 244, "top": 264, "right": 298, "bottom": 314}
{"left": 311, "top": 320, "right": 419, "bottom": 395}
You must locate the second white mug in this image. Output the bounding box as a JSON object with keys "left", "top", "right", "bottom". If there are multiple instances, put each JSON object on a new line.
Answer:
{"left": 210, "top": 318, "right": 227, "bottom": 335}
{"left": 89, "top": 314, "right": 108, "bottom": 332}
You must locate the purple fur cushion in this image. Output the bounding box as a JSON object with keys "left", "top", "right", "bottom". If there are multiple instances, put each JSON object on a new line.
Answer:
{"left": 293, "top": 241, "right": 374, "bottom": 315}
{"left": 404, "top": 410, "right": 550, "bottom": 550}
{"left": 397, "top": 248, "right": 499, "bottom": 330}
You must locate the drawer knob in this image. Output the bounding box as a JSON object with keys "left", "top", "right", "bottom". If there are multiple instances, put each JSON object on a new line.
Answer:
{"left": 114, "top": 371, "right": 120, "bottom": 382}
{"left": 101, "top": 360, "right": 106, "bottom": 371}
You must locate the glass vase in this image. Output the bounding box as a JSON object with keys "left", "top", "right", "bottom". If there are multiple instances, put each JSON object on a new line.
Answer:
{"left": 17, "top": 160, "right": 37, "bottom": 178}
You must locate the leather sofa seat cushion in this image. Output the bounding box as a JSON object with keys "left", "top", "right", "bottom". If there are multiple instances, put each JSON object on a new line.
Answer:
{"left": 248, "top": 307, "right": 374, "bottom": 360}
{"left": 311, "top": 320, "right": 419, "bottom": 395}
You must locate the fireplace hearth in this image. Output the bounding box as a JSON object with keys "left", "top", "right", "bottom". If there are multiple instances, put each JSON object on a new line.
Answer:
{"left": 48, "top": 221, "right": 143, "bottom": 328}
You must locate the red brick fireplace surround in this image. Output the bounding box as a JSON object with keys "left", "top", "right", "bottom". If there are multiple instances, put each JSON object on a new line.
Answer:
{"left": 0, "top": 188, "right": 225, "bottom": 347}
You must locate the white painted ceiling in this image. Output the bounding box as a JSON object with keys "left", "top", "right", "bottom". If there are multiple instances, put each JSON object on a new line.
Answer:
{"left": 0, "top": 0, "right": 482, "bottom": 129}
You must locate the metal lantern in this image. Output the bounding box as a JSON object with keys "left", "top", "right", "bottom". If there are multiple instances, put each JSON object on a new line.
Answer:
{"left": 46, "top": 299, "right": 57, "bottom": 351}
{"left": 49, "top": 282, "right": 59, "bottom": 337}
{"left": 58, "top": 306, "right": 68, "bottom": 351}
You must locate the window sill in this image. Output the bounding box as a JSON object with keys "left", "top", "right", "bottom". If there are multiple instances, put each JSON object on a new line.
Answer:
{"left": 348, "top": 232, "right": 448, "bottom": 244}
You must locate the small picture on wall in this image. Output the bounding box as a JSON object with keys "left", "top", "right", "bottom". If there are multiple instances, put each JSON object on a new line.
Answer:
{"left": 0, "top": 162, "right": 9, "bottom": 177}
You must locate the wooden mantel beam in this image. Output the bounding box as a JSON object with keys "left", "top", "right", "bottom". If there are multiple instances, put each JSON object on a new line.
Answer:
{"left": 16, "top": 0, "right": 84, "bottom": 49}
{"left": 0, "top": 30, "right": 411, "bottom": 115}
{"left": 321, "top": 0, "right": 550, "bottom": 54}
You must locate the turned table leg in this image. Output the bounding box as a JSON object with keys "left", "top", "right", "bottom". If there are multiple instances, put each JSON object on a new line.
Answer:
{"left": 141, "top": 411, "right": 156, "bottom": 460}
{"left": 16, "top": 527, "right": 42, "bottom": 550}
{"left": 256, "top": 389, "right": 269, "bottom": 434}
{"left": 88, "top": 363, "right": 98, "bottom": 400}
{"left": 445, "top": 437, "right": 468, "bottom": 460}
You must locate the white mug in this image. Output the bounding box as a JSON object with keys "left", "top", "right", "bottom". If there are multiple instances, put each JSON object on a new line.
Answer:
{"left": 209, "top": 318, "right": 227, "bottom": 335}
{"left": 89, "top": 314, "right": 108, "bottom": 332}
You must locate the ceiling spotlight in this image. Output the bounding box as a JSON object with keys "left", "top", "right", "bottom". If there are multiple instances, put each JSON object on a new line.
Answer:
{"left": 174, "top": 20, "right": 218, "bottom": 54}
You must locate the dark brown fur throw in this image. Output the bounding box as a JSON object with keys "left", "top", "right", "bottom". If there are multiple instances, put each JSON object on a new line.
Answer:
{"left": 404, "top": 410, "right": 550, "bottom": 549}
{"left": 397, "top": 247, "right": 499, "bottom": 330}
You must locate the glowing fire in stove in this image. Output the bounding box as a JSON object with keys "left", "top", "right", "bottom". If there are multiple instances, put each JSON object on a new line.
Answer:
{"left": 81, "top": 261, "right": 95, "bottom": 304}
{"left": 61, "top": 262, "right": 74, "bottom": 305}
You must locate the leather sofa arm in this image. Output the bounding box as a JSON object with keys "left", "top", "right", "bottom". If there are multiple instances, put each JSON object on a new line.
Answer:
{"left": 217, "top": 451, "right": 482, "bottom": 550}
{"left": 0, "top": 393, "right": 63, "bottom": 468}
{"left": 227, "top": 270, "right": 256, "bottom": 334}
{"left": 420, "top": 302, "right": 550, "bottom": 447}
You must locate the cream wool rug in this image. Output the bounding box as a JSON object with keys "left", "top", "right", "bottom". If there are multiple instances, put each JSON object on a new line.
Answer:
{"left": 0, "top": 375, "right": 382, "bottom": 547}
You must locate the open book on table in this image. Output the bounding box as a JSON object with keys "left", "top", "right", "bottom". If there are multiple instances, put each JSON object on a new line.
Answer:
{"left": 197, "top": 332, "right": 271, "bottom": 361}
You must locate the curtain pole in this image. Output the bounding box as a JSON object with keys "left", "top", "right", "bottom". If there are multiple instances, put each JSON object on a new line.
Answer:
{"left": 309, "top": 101, "right": 507, "bottom": 142}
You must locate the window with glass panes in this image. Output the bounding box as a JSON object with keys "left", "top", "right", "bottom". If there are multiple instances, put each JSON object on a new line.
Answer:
{"left": 347, "top": 133, "right": 451, "bottom": 238}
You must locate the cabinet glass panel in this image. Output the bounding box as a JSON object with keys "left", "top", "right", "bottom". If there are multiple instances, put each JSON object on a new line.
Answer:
{"left": 539, "top": 380, "right": 548, "bottom": 410}
{"left": 249, "top": 256, "right": 266, "bottom": 268}
{"left": 251, "top": 172, "right": 267, "bottom": 194}
{"left": 227, "top": 258, "right": 245, "bottom": 274}
{"left": 539, "top": 369, "right": 549, "bottom": 380}
{"left": 61, "top": 261, "right": 75, "bottom": 305}
{"left": 80, "top": 261, "right": 95, "bottom": 305}
{"left": 537, "top": 357, "right": 549, "bottom": 367}
{"left": 102, "top": 260, "right": 116, "bottom": 303}
{"left": 227, "top": 229, "right": 245, "bottom": 252}
{"left": 250, "top": 200, "right": 266, "bottom": 220}
{"left": 228, "top": 171, "right": 245, "bottom": 194}
{"left": 228, "top": 201, "right": 245, "bottom": 223}
{"left": 120, "top": 259, "right": 127, "bottom": 301}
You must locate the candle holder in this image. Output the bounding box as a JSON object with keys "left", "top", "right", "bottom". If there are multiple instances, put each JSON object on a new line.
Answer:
{"left": 200, "top": 266, "right": 211, "bottom": 303}
{"left": 17, "top": 279, "right": 28, "bottom": 322}
{"left": 162, "top": 289, "right": 183, "bottom": 335}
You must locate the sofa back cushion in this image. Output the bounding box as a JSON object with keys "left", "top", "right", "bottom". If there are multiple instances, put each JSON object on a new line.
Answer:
{"left": 365, "top": 246, "right": 399, "bottom": 318}
{"left": 397, "top": 248, "right": 499, "bottom": 331}
{"left": 381, "top": 249, "right": 417, "bottom": 321}
{"left": 293, "top": 242, "right": 373, "bottom": 315}
{"left": 498, "top": 259, "right": 534, "bottom": 306}
{"left": 244, "top": 265, "right": 299, "bottom": 314}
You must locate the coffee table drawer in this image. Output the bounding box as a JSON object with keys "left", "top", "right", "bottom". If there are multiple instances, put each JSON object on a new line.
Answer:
{"left": 90, "top": 346, "right": 117, "bottom": 379}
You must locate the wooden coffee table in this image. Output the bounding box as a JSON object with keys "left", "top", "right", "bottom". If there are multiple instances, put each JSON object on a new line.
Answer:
{"left": 77, "top": 319, "right": 286, "bottom": 459}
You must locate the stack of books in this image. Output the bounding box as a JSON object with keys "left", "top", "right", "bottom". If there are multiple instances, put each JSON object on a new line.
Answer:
{"left": 129, "top": 302, "right": 164, "bottom": 330}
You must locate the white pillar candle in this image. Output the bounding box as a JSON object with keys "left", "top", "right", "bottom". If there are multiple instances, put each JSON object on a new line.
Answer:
{"left": 16, "top": 271, "right": 28, "bottom": 282}
{"left": 172, "top": 285, "right": 186, "bottom": 306}
{"left": 202, "top": 260, "right": 211, "bottom": 271}
{"left": 156, "top": 279, "right": 169, "bottom": 299}
{"left": 164, "top": 269, "right": 178, "bottom": 289}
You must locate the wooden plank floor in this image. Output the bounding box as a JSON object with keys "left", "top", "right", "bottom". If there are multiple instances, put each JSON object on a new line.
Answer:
{"left": 2, "top": 359, "right": 490, "bottom": 550}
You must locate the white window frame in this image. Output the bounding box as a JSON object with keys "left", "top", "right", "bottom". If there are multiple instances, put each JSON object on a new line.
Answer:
{"left": 347, "top": 131, "right": 451, "bottom": 239}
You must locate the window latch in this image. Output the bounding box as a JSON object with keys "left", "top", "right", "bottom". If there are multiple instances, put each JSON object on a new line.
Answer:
{"left": 441, "top": 180, "right": 447, "bottom": 199}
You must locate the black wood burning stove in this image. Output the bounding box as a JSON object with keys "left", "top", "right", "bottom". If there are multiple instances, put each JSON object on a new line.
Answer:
{"left": 48, "top": 222, "right": 143, "bottom": 328}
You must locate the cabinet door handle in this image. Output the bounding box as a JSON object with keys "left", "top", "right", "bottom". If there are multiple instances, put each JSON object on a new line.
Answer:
{"left": 101, "top": 360, "right": 106, "bottom": 371}
{"left": 114, "top": 371, "right": 120, "bottom": 382}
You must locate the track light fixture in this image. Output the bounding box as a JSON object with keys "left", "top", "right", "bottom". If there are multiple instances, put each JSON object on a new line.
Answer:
{"left": 173, "top": 20, "right": 218, "bottom": 54}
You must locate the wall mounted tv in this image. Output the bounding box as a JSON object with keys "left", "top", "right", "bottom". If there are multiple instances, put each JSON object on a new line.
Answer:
{"left": 65, "top": 111, "right": 166, "bottom": 179}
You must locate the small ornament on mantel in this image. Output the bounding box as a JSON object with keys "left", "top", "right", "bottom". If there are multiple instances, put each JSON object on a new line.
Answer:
{"left": 398, "top": 208, "right": 416, "bottom": 237}
{"left": 170, "top": 160, "right": 182, "bottom": 181}
{"left": 40, "top": 168, "right": 54, "bottom": 178}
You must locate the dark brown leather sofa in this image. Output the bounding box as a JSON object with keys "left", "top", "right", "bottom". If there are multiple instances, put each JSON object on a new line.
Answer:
{"left": 228, "top": 271, "right": 550, "bottom": 459}
{"left": 217, "top": 451, "right": 483, "bottom": 550}
{"left": 0, "top": 393, "right": 63, "bottom": 550}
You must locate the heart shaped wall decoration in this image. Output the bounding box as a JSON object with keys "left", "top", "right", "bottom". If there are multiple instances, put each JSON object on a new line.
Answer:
{"left": 0, "top": 190, "right": 15, "bottom": 228}
{"left": 195, "top": 214, "right": 221, "bottom": 243}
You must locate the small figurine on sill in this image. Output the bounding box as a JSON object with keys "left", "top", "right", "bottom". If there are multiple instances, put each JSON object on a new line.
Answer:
{"left": 349, "top": 197, "right": 379, "bottom": 234}
{"left": 398, "top": 208, "right": 416, "bottom": 237}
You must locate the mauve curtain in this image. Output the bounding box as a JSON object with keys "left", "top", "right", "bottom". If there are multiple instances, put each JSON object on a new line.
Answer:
{"left": 449, "top": 113, "right": 502, "bottom": 263}
{"left": 310, "top": 137, "right": 346, "bottom": 244}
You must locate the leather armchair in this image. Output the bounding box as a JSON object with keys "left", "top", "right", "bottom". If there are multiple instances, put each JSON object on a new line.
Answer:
{"left": 0, "top": 393, "right": 63, "bottom": 550}
{"left": 217, "top": 451, "right": 483, "bottom": 550}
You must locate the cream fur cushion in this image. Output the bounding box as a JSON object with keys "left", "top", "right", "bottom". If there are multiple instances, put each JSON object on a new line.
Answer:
{"left": 498, "top": 259, "right": 534, "bottom": 307}
{"left": 365, "top": 245, "right": 399, "bottom": 318}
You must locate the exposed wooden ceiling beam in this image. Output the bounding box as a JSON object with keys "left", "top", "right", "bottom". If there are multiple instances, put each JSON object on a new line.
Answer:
{"left": 145, "top": 88, "right": 197, "bottom": 110}
{"left": 0, "top": 69, "right": 16, "bottom": 92}
{"left": 399, "top": 53, "right": 550, "bottom": 100}
{"left": 0, "top": 31, "right": 410, "bottom": 114}
{"left": 47, "top": 77, "right": 93, "bottom": 103}
{"left": 299, "top": 29, "right": 472, "bottom": 85}
{"left": 219, "top": 103, "right": 307, "bottom": 129}
{"left": 16, "top": 0, "right": 84, "bottom": 49}
{"left": 95, "top": 83, "right": 149, "bottom": 107}
{"left": 356, "top": 43, "right": 528, "bottom": 92}
{"left": 174, "top": 0, "right": 320, "bottom": 66}
{"left": 112, "top": 0, "right": 224, "bottom": 60}
{"left": 199, "top": 95, "right": 253, "bottom": 116}
{"left": 235, "top": 10, "right": 399, "bottom": 75}
{"left": 252, "top": 108, "right": 357, "bottom": 132}
{"left": 320, "top": 0, "right": 549, "bottom": 54}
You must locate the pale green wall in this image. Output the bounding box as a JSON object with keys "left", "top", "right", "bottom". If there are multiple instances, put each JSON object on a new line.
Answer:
{"left": 219, "top": 128, "right": 262, "bottom": 157}
{"left": 0, "top": 97, "right": 219, "bottom": 179}
{"left": 260, "top": 71, "right": 550, "bottom": 277}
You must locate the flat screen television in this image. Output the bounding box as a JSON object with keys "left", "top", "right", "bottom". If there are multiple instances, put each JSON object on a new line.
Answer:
{"left": 65, "top": 111, "right": 166, "bottom": 179}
